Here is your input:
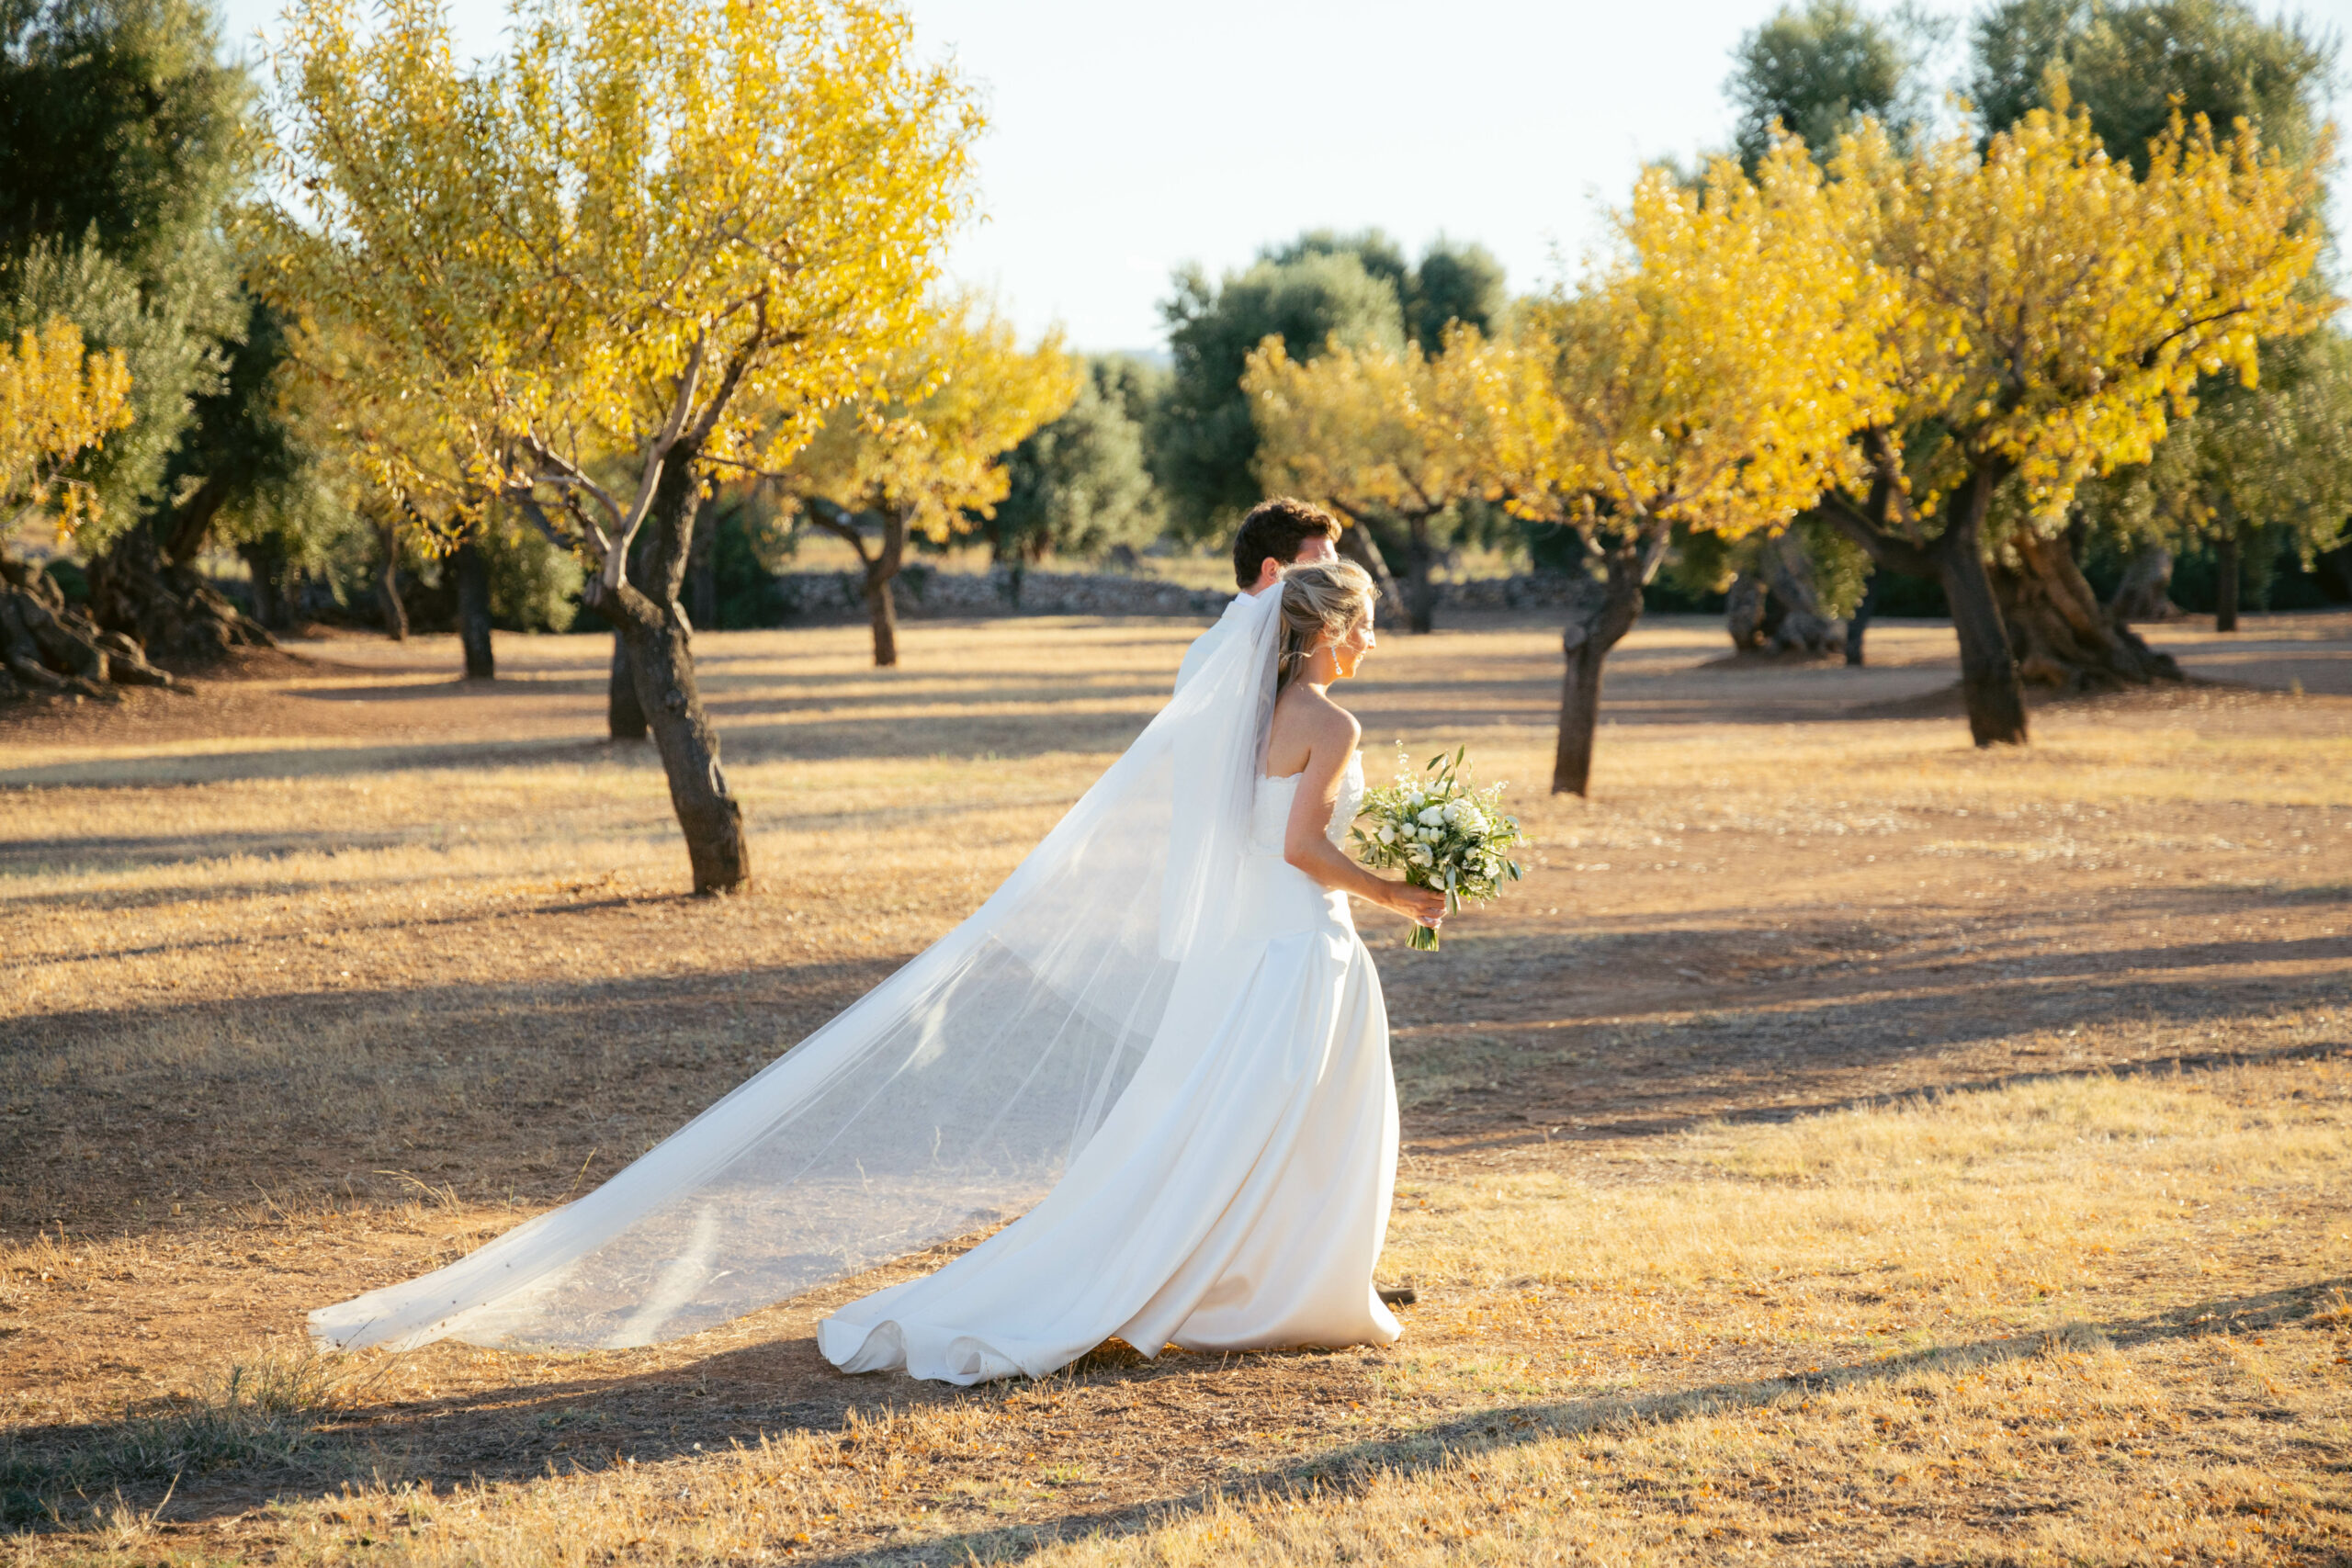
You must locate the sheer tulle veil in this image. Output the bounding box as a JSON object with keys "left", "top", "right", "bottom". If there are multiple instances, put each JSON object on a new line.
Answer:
{"left": 311, "top": 588, "right": 1286, "bottom": 1351}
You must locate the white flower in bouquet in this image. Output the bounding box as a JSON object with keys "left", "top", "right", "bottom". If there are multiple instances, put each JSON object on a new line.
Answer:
{"left": 1347, "top": 744, "right": 1527, "bottom": 952}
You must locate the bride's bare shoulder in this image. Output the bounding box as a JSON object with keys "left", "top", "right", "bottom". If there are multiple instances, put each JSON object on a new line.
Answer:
{"left": 1272, "top": 683, "right": 1362, "bottom": 750}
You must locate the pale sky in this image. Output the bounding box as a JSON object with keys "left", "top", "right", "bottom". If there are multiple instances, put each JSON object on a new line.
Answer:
{"left": 220, "top": 0, "right": 2352, "bottom": 354}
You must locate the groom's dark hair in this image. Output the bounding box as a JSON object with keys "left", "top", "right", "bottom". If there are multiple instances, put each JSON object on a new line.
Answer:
{"left": 1231, "top": 498, "right": 1342, "bottom": 589}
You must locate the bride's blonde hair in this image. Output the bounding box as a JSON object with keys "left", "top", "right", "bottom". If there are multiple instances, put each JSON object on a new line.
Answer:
{"left": 1274, "top": 558, "right": 1377, "bottom": 694}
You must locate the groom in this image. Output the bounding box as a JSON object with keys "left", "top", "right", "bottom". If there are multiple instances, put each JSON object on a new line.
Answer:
{"left": 1172, "top": 497, "right": 1342, "bottom": 693}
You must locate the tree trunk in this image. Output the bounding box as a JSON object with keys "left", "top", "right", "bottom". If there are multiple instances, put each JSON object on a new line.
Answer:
{"left": 608, "top": 530, "right": 655, "bottom": 739}
{"left": 1934, "top": 486, "right": 2028, "bottom": 746}
{"left": 2108, "top": 547, "right": 2181, "bottom": 624}
{"left": 164, "top": 474, "right": 230, "bottom": 567}
{"left": 0, "top": 554, "right": 174, "bottom": 698}
{"left": 1996, "top": 529, "right": 2181, "bottom": 689}
{"left": 1400, "top": 513, "right": 1436, "bottom": 635}
{"left": 2316, "top": 539, "right": 2352, "bottom": 603}
{"left": 453, "top": 536, "right": 494, "bottom": 680}
{"left": 1726, "top": 534, "right": 1834, "bottom": 656}
{"left": 85, "top": 525, "right": 272, "bottom": 663}
{"left": 1725, "top": 572, "right": 1770, "bottom": 650}
{"left": 1552, "top": 527, "right": 1664, "bottom": 795}
{"left": 1844, "top": 568, "right": 1879, "bottom": 666}
{"left": 1821, "top": 443, "right": 2027, "bottom": 744}
{"left": 2214, "top": 529, "right": 2240, "bottom": 633}
{"left": 237, "top": 542, "right": 285, "bottom": 631}
{"left": 1333, "top": 517, "right": 1408, "bottom": 628}
{"left": 1757, "top": 531, "right": 1834, "bottom": 654}
{"left": 608, "top": 637, "right": 647, "bottom": 739}
{"left": 687, "top": 493, "right": 719, "bottom": 634}
{"left": 597, "top": 454, "right": 750, "bottom": 895}
{"left": 862, "top": 513, "right": 909, "bottom": 668}
{"left": 375, "top": 514, "right": 408, "bottom": 640}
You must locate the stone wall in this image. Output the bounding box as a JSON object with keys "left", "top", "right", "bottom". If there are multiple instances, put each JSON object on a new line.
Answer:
{"left": 773, "top": 567, "right": 1597, "bottom": 624}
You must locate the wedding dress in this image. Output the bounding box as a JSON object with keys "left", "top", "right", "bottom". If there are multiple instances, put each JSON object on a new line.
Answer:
{"left": 310, "top": 585, "right": 1402, "bottom": 1379}
{"left": 818, "top": 753, "right": 1400, "bottom": 1382}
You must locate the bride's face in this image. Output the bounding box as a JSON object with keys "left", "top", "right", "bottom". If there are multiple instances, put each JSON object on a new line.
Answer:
{"left": 1327, "top": 612, "right": 1376, "bottom": 680}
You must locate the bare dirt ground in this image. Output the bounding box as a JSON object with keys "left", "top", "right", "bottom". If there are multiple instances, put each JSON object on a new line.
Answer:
{"left": 3, "top": 609, "right": 2348, "bottom": 1565}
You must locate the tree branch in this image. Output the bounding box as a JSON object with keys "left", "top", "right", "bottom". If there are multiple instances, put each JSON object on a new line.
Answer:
{"left": 601, "top": 335, "right": 710, "bottom": 592}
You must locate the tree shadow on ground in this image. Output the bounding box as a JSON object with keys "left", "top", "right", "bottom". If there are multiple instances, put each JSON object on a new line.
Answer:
{"left": 6, "top": 1266, "right": 2336, "bottom": 1552}
{"left": 804, "top": 1274, "right": 2350, "bottom": 1567}
{"left": 7, "top": 882, "right": 2345, "bottom": 1231}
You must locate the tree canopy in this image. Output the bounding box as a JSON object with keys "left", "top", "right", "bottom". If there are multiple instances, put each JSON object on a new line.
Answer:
{"left": 1244, "top": 328, "right": 1497, "bottom": 632}
{"left": 989, "top": 359, "right": 1161, "bottom": 565}
{"left": 1967, "top": 0, "right": 2333, "bottom": 168}
{"left": 265, "top": 0, "right": 985, "bottom": 892}
{"left": 1727, "top": 0, "right": 1935, "bottom": 166}
{"left": 1815, "top": 101, "right": 2326, "bottom": 739}
{"left": 1153, "top": 231, "right": 1507, "bottom": 541}
{"left": 786, "top": 297, "right": 1078, "bottom": 665}
{"left": 0, "top": 0, "right": 252, "bottom": 532}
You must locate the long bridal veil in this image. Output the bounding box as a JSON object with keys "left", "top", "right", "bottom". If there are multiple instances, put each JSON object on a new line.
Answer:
{"left": 312, "top": 588, "right": 1286, "bottom": 1351}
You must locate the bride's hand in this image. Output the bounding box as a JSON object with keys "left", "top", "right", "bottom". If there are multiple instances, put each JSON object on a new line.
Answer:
{"left": 1389, "top": 881, "right": 1447, "bottom": 928}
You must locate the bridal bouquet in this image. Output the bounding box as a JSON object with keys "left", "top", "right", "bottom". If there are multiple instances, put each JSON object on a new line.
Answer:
{"left": 1350, "top": 745, "right": 1526, "bottom": 950}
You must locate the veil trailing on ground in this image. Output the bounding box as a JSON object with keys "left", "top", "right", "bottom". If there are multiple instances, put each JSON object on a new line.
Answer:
{"left": 312, "top": 587, "right": 1283, "bottom": 1351}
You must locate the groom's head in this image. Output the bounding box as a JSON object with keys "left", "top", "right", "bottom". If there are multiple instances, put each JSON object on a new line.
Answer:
{"left": 1233, "top": 498, "right": 1341, "bottom": 593}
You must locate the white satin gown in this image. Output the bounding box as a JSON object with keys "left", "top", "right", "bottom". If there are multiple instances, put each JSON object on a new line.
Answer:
{"left": 817, "top": 753, "right": 1402, "bottom": 1383}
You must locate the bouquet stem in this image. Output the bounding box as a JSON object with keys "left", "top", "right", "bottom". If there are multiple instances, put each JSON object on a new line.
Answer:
{"left": 1409, "top": 924, "right": 1442, "bottom": 952}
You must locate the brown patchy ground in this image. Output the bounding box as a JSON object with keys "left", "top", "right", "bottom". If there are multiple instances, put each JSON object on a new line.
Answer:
{"left": 1, "top": 609, "right": 2348, "bottom": 1566}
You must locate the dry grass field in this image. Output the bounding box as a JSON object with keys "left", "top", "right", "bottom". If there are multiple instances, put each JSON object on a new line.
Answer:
{"left": 4, "top": 608, "right": 2349, "bottom": 1566}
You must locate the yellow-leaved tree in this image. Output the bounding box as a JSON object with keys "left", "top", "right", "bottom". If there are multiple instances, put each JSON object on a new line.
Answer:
{"left": 1482, "top": 141, "right": 1891, "bottom": 794}
{"left": 782, "top": 298, "right": 1079, "bottom": 667}
{"left": 2, "top": 318, "right": 132, "bottom": 541}
{"left": 1242, "top": 330, "right": 1495, "bottom": 635}
{"left": 0, "top": 317, "right": 141, "bottom": 696}
{"left": 1815, "top": 101, "right": 2326, "bottom": 744}
{"left": 262, "top": 0, "right": 981, "bottom": 892}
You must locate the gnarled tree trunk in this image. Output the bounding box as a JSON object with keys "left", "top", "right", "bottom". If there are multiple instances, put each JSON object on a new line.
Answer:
{"left": 1995, "top": 530, "right": 2181, "bottom": 690}
{"left": 2107, "top": 547, "right": 2182, "bottom": 624}
{"left": 85, "top": 526, "right": 274, "bottom": 664}
{"left": 1726, "top": 531, "right": 1835, "bottom": 656}
{"left": 0, "top": 555, "right": 175, "bottom": 701}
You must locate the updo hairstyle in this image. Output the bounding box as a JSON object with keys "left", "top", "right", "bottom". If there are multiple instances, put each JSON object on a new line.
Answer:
{"left": 1274, "top": 558, "right": 1377, "bottom": 694}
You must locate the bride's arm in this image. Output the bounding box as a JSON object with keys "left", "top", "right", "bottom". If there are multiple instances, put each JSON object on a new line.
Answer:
{"left": 1281, "top": 703, "right": 1447, "bottom": 930}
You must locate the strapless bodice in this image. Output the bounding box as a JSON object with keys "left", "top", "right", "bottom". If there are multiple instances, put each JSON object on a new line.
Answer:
{"left": 1249, "top": 752, "right": 1364, "bottom": 856}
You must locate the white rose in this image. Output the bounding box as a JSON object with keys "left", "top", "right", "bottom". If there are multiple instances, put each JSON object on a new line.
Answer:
{"left": 1417, "top": 806, "right": 1447, "bottom": 828}
{"left": 1440, "top": 800, "right": 1460, "bottom": 823}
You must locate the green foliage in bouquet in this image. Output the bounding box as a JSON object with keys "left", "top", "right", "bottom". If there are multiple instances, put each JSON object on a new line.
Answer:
{"left": 1350, "top": 745, "right": 1525, "bottom": 951}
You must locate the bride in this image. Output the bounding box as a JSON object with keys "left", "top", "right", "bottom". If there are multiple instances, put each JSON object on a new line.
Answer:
{"left": 312, "top": 553, "right": 1442, "bottom": 1383}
